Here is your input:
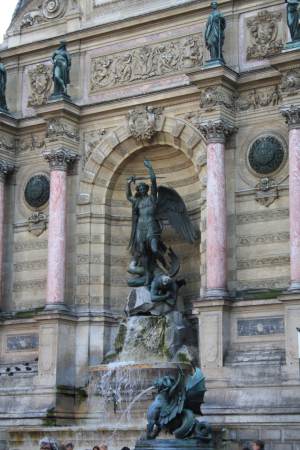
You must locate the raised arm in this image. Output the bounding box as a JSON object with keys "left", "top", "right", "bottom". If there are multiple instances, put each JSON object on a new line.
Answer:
{"left": 144, "top": 160, "right": 157, "bottom": 199}
{"left": 126, "top": 176, "right": 135, "bottom": 203}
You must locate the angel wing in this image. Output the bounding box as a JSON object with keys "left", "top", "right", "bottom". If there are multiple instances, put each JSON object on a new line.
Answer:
{"left": 185, "top": 367, "right": 206, "bottom": 415}
{"left": 156, "top": 186, "right": 199, "bottom": 244}
{"left": 159, "top": 371, "right": 186, "bottom": 427}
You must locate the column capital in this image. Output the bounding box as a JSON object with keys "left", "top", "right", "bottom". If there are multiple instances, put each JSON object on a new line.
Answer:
{"left": 0, "top": 160, "right": 15, "bottom": 182}
{"left": 280, "top": 105, "right": 300, "bottom": 130}
{"left": 43, "top": 149, "right": 80, "bottom": 172}
{"left": 198, "top": 119, "right": 236, "bottom": 144}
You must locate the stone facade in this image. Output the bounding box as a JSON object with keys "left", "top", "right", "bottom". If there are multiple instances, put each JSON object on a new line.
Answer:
{"left": 0, "top": 0, "right": 300, "bottom": 449}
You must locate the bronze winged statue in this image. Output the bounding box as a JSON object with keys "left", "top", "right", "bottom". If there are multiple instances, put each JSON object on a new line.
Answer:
{"left": 146, "top": 367, "right": 211, "bottom": 441}
{"left": 126, "top": 160, "right": 198, "bottom": 288}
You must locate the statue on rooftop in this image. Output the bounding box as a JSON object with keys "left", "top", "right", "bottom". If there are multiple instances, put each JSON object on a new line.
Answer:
{"left": 205, "top": 1, "right": 226, "bottom": 63}
{"left": 146, "top": 367, "right": 211, "bottom": 440}
{"left": 126, "top": 160, "right": 198, "bottom": 289}
{"left": 0, "top": 61, "right": 8, "bottom": 112}
{"left": 286, "top": 0, "right": 300, "bottom": 42}
{"left": 51, "top": 41, "right": 71, "bottom": 98}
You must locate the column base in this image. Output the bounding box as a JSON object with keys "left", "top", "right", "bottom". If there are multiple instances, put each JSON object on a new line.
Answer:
{"left": 287, "top": 281, "right": 300, "bottom": 293}
{"left": 44, "top": 302, "right": 70, "bottom": 312}
{"left": 204, "top": 288, "right": 228, "bottom": 300}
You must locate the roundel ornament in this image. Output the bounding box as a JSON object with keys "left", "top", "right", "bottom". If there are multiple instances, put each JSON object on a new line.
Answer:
{"left": 25, "top": 175, "right": 50, "bottom": 209}
{"left": 248, "top": 136, "right": 285, "bottom": 175}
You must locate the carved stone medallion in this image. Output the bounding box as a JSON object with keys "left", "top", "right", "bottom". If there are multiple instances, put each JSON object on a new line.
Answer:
{"left": 128, "top": 106, "right": 163, "bottom": 141}
{"left": 24, "top": 175, "right": 50, "bottom": 208}
{"left": 248, "top": 136, "right": 285, "bottom": 175}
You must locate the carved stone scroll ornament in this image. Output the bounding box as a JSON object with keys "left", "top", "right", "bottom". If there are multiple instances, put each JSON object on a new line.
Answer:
{"left": 246, "top": 10, "right": 283, "bottom": 60}
{"left": 20, "top": 0, "right": 67, "bottom": 28}
{"left": 28, "top": 211, "right": 48, "bottom": 237}
{"left": 128, "top": 106, "right": 163, "bottom": 142}
{"left": 89, "top": 34, "right": 203, "bottom": 92}
{"left": 43, "top": 149, "right": 80, "bottom": 171}
{"left": 28, "top": 64, "right": 52, "bottom": 107}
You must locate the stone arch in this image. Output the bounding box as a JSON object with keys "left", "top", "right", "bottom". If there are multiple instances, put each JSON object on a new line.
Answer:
{"left": 77, "top": 116, "right": 207, "bottom": 312}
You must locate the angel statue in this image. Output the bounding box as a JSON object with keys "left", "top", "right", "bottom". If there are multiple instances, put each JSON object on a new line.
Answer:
{"left": 146, "top": 366, "right": 211, "bottom": 441}
{"left": 126, "top": 160, "right": 198, "bottom": 288}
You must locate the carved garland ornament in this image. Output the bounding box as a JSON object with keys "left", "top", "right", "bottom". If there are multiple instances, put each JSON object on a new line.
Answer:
{"left": 90, "top": 34, "right": 203, "bottom": 92}
{"left": 247, "top": 10, "right": 283, "bottom": 60}
{"left": 28, "top": 64, "right": 52, "bottom": 107}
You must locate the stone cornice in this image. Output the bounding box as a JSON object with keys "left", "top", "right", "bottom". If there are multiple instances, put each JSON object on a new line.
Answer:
{"left": 280, "top": 105, "right": 300, "bottom": 129}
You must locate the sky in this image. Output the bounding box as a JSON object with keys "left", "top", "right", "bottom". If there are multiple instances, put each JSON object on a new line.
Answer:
{"left": 0, "top": 1, "right": 18, "bottom": 43}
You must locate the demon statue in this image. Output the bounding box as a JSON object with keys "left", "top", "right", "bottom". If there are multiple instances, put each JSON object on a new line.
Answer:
{"left": 126, "top": 159, "right": 198, "bottom": 291}
{"left": 146, "top": 367, "right": 211, "bottom": 441}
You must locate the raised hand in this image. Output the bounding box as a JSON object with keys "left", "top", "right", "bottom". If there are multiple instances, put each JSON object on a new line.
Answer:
{"left": 144, "top": 160, "right": 153, "bottom": 170}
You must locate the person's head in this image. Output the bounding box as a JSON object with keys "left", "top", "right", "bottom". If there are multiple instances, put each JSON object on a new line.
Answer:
{"left": 99, "top": 445, "right": 107, "bottom": 450}
{"left": 161, "top": 275, "right": 171, "bottom": 286}
{"left": 92, "top": 446, "right": 100, "bottom": 450}
{"left": 121, "top": 447, "right": 130, "bottom": 450}
{"left": 136, "top": 182, "right": 149, "bottom": 196}
{"left": 65, "top": 444, "right": 74, "bottom": 450}
{"left": 252, "top": 441, "right": 265, "bottom": 450}
{"left": 211, "top": 1, "right": 218, "bottom": 9}
{"left": 39, "top": 438, "right": 59, "bottom": 450}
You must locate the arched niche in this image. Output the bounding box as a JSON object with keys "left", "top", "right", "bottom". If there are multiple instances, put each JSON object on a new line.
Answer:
{"left": 78, "top": 117, "right": 206, "bottom": 311}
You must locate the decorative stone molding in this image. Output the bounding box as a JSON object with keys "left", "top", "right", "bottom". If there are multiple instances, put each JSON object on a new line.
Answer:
{"left": 43, "top": 149, "right": 79, "bottom": 171}
{"left": 46, "top": 118, "right": 80, "bottom": 142}
{"left": 236, "top": 85, "right": 281, "bottom": 111}
{"left": 20, "top": 0, "right": 67, "bottom": 28}
{"left": 198, "top": 86, "right": 235, "bottom": 112}
{"left": 89, "top": 34, "right": 203, "bottom": 92}
{"left": 0, "top": 160, "right": 15, "bottom": 182}
{"left": 128, "top": 106, "right": 163, "bottom": 142}
{"left": 0, "top": 135, "right": 15, "bottom": 152}
{"left": 280, "top": 105, "right": 300, "bottom": 129}
{"left": 198, "top": 119, "right": 235, "bottom": 143}
{"left": 255, "top": 177, "right": 278, "bottom": 207}
{"left": 281, "top": 68, "right": 300, "bottom": 97}
{"left": 83, "top": 128, "right": 106, "bottom": 164}
{"left": 28, "top": 64, "right": 52, "bottom": 107}
{"left": 246, "top": 10, "right": 283, "bottom": 60}
{"left": 28, "top": 211, "right": 48, "bottom": 236}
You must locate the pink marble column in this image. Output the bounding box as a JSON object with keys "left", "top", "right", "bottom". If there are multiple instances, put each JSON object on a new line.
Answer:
{"left": 0, "top": 161, "right": 14, "bottom": 310}
{"left": 199, "top": 120, "right": 234, "bottom": 299}
{"left": 43, "top": 149, "right": 78, "bottom": 309}
{"left": 280, "top": 106, "right": 300, "bottom": 291}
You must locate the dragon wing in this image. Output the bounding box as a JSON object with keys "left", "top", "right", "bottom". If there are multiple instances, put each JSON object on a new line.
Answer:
{"left": 159, "top": 370, "right": 186, "bottom": 426}
{"left": 157, "top": 186, "right": 199, "bottom": 244}
{"left": 185, "top": 367, "right": 206, "bottom": 415}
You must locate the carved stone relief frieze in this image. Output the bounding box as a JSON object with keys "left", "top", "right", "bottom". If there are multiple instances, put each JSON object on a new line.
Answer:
{"left": 46, "top": 118, "right": 80, "bottom": 142}
{"left": 28, "top": 63, "right": 52, "bottom": 107}
{"left": 246, "top": 9, "right": 283, "bottom": 60}
{"left": 20, "top": 0, "right": 67, "bottom": 29}
{"left": 89, "top": 34, "right": 203, "bottom": 92}
{"left": 127, "top": 106, "right": 163, "bottom": 142}
{"left": 18, "top": 134, "right": 45, "bottom": 154}
{"left": 236, "top": 85, "right": 282, "bottom": 111}
{"left": 83, "top": 128, "right": 106, "bottom": 165}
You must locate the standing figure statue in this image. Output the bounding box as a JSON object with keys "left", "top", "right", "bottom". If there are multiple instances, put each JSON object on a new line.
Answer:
{"left": 126, "top": 160, "right": 198, "bottom": 288}
{"left": 51, "top": 41, "right": 71, "bottom": 98}
{"left": 0, "top": 61, "right": 8, "bottom": 112}
{"left": 286, "top": 0, "right": 300, "bottom": 42}
{"left": 205, "top": 1, "right": 226, "bottom": 63}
